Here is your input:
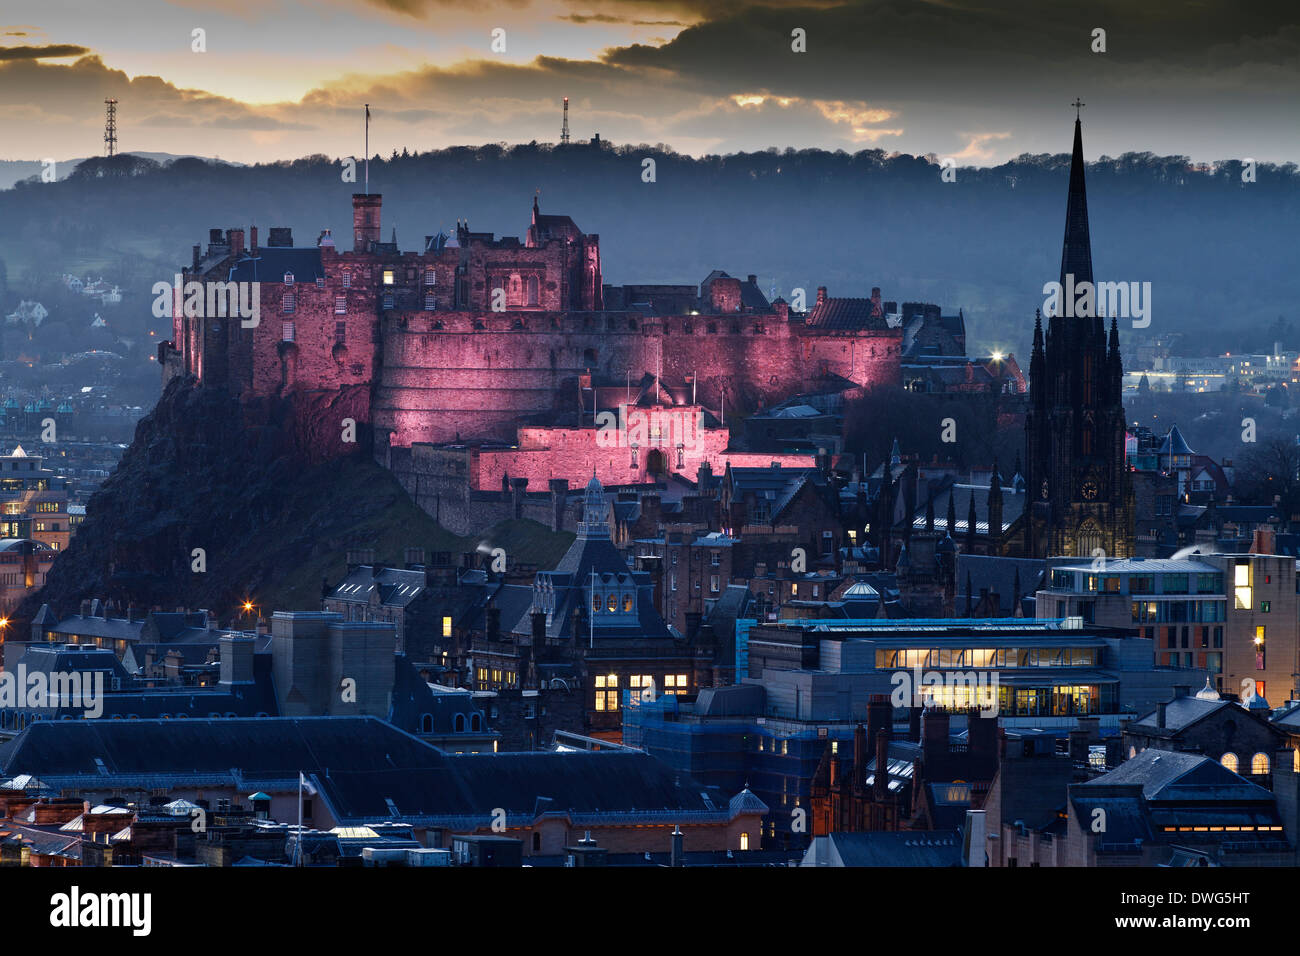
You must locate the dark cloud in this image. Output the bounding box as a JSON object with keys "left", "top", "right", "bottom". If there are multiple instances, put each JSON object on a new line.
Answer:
{"left": 557, "top": 14, "right": 686, "bottom": 26}
{"left": 2, "top": 0, "right": 1294, "bottom": 164}
{"left": 0, "top": 43, "right": 91, "bottom": 61}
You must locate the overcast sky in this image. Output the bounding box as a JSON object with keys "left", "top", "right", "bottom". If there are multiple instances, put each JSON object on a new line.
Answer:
{"left": 1, "top": 0, "right": 1296, "bottom": 165}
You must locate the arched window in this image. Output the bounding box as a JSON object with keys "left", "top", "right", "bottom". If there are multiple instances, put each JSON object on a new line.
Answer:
{"left": 1252, "top": 752, "right": 1270, "bottom": 775}
{"left": 607, "top": 594, "right": 617, "bottom": 612}
{"left": 593, "top": 592, "right": 601, "bottom": 612}
{"left": 454, "top": 713, "right": 466, "bottom": 733}
{"left": 421, "top": 714, "right": 433, "bottom": 734}
{"left": 1077, "top": 520, "right": 1102, "bottom": 559}
{"left": 471, "top": 713, "right": 482, "bottom": 732}
{"left": 623, "top": 594, "right": 634, "bottom": 613}
{"left": 1221, "top": 752, "right": 1239, "bottom": 773}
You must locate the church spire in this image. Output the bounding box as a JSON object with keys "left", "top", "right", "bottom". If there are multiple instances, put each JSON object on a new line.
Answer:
{"left": 1059, "top": 105, "right": 1093, "bottom": 291}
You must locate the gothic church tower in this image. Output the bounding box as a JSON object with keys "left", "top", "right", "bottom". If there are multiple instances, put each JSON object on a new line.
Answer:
{"left": 1024, "top": 109, "right": 1135, "bottom": 559}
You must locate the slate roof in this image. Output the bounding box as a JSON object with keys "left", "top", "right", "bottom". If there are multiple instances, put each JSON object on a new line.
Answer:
{"left": 816, "top": 830, "right": 963, "bottom": 867}
{"left": 0, "top": 716, "right": 440, "bottom": 791}
{"left": 1078, "top": 748, "right": 1273, "bottom": 803}
{"left": 804, "top": 297, "right": 889, "bottom": 331}
{"left": 42, "top": 614, "right": 145, "bottom": 642}
{"left": 909, "top": 482, "right": 1025, "bottom": 536}
{"left": 329, "top": 566, "right": 428, "bottom": 608}
{"left": 1159, "top": 426, "right": 1194, "bottom": 457}
{"left": 388, "top": 656, "right": 487, "bottom": 738}
{"left": 956, "top": 554, "right": 1045, "bottom": 610}
{"left": 727, "top": 466, "right": 818, "bottom": 523}
{"left": 1129, "top": 697, "right": 1231, "bottom": 735}
{"left": 227, "top": 248, "right": 325, "bottom": 284}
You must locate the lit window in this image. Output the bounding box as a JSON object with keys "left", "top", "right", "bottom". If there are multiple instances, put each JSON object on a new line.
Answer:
{"left": 623, "top": 594, "right": 633, "bottom": 613}
{"left": 1234, "top": 564, "right": 1252, "bottom": 609}
{"left": 739, "top": 832, "right": 749, "bottom": 851}
{"left": 1252, "top": 753, "right": 1270, "bottom": 775}
{"left": 383, "top": 269, "right": 395, "bottom": 286}
{"left": 442, "top": 616, "right": 452, "bottom": 638}
{"left": 607, "top": 594, "right": 617, "bottom": 613}
{"left": 1221, "top": 752, "right": 1239, "bottom": 773}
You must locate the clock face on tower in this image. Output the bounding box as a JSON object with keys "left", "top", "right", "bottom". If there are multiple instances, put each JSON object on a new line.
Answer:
{"left": 1082, "top": 480, "right": 1099, "bottom": 500}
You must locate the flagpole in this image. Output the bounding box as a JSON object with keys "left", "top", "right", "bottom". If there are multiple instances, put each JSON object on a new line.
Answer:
{"left": 296, "top": 771, "right": 303, "bottom": 867}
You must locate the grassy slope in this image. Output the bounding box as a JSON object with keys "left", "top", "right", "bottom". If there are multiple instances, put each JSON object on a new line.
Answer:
{"left": 250, "top": 456, "right": 574, "bottom": 613}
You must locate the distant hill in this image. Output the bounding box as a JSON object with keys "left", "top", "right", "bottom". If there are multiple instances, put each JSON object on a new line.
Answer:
{"left": 0, "top": 152, "right": 242, "bottom": 190}
{"left": 0, "top": 143, "right": 1295, "bottom": 357}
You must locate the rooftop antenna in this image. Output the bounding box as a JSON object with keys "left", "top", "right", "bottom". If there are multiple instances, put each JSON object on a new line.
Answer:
{"left": 364, "top": 103, "right": 371, "bottom": 194}
{"left": 103, "top": 98, "right": 118, "bottom": 157}
{"left": 561, "top": 96, "right": 570, "bottom": 145}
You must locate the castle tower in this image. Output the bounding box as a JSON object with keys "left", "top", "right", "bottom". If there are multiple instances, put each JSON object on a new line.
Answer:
{"left": 352, "top": 193, "right": 382, "bottom": 253}
{"left": 1024, "top": 108, "right": 1134, "bottom": 559}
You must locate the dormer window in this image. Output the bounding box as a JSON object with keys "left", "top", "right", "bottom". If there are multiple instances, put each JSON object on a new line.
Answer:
{"left": 622, "top": 594, "right": 633, "bottom": 613}
{"left": 283, "top": 272, "right": 295, "bottom": 285}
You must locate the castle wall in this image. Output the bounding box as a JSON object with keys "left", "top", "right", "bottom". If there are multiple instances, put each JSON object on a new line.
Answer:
{"left": 372, "top": 312, "right": 901, "bottom": 446}
{"left": 471, "top": 419, "right": 812, "bottom": 491}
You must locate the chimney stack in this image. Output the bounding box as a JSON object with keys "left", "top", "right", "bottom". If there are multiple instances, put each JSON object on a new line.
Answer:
{"left": 852, "top": 723, "right": 867, "bottom": 795}
{"left": 815, "top": 286, "right": 827, "bottom": 307}
{"left": 874, "top": 724, "right": 891, "bottom": 800}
